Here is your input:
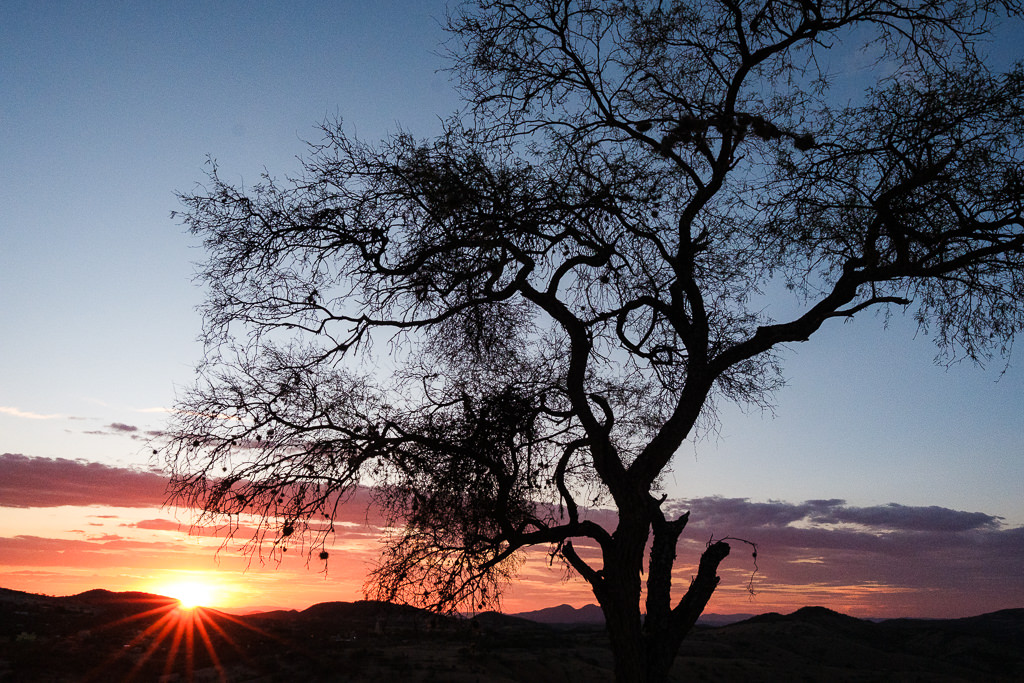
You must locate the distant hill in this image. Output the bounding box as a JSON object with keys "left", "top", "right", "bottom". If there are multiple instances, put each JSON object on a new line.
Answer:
{"left": 67, "top": 588, "right": 177, "bottom": 605}
{"left": 0, "top": 586, "right": 50, "bottom": 606}
{"left": 2, "top": 586, "right": 1022, "bottom": 681}
{"left": 473, "top": 610, "right": 547, "bottom": 630}
{"left": 695, "top": 612, "right": 758, "bottom": 627}
{"left": 512, "top": 603, "right": 605, "bottom": 624}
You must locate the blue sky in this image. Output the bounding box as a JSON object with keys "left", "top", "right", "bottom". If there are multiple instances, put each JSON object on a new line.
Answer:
{"left": 1, "top": 1, "right": 1023, "bottom": 613}
{"left": 1, "top": 0, "right": 458, "bottom": 458}
{"left": 3, "top": 0, "right": 1022, "bottom": 518}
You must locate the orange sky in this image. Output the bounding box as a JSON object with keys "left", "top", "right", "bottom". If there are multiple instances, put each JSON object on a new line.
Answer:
{"left": 2, "top": 453, "right": 1021, "bottom": 618}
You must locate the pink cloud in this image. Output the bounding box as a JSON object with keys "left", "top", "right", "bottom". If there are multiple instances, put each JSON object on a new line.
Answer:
{"left": 0, "top": 453, "right": 169, "bottom": 508}
{"left": 0, "top": 535, "right": 188, "bottom": 568}
{"left": 668, "top": 496, "right": 1004, "bottom": 533}
{"left": 130, "top": 518, "right": 184, "bottom": 532}
{"left": 665, "top": 497, "right": 1024, "bottom": 617}
{"left": 127, "top": 518, "right": 269, "bottom": 540}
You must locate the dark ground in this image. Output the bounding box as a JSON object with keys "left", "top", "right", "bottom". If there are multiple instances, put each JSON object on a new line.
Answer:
{"left": 1, "top": 587, "right": 1021, "bottom": 682}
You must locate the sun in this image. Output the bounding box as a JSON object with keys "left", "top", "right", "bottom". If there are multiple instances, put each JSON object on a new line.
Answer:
{"left": 162, "top": 581, "right": 216, "bottom": 610}
{"left": 88, "top": 584, "right": 277, "bottom": 681}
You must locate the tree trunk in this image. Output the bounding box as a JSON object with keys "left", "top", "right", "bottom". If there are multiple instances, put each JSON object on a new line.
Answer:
{"left": 649, "top": 541, "right": 731, "bottom": 681}
{"left": 598, "top": 538, "right": 731, "bottom": 683}
{"left": 587, "top": 505, "right": 648, "bottom": 683}
{"left": 599, "top": 582, "right": 647, "bottom": 683}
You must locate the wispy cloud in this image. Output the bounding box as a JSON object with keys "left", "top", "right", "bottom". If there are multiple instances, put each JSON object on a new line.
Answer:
{"left": 125, "top": 518, "right": 265, "bottom": 540}
{"left": 83, "top": 422, "right": 146, "bottom": 437}
{"left": 0, "top": 534, "right": 202, "bottom": 569}
{"left": 0, "top": 406, "right": 62, "bottom": 420}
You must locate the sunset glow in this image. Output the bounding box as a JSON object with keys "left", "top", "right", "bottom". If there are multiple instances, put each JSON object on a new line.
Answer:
{"left": 161, "top": 581, "right": 216, "bottom": 610}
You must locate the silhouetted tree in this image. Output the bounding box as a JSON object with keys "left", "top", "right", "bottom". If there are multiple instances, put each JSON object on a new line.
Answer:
{"left": 164, "top": 1, "right": 1024, "bottom": 681}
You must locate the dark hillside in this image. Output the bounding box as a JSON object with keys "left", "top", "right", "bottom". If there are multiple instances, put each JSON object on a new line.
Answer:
{"left": 1, "top": 588, "right": 1021, "bottom": 681}
{"left": 675, "top": 606, "right": 1024, "bottom": 681}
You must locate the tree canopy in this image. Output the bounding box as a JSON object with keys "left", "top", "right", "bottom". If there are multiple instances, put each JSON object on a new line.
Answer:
{"left": 164, "top": 1, "right": 1024, "bottom": 681}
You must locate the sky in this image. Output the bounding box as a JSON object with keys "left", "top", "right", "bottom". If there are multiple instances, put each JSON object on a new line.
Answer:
{"left": 1, "top": 1, "right": 1022, "bottom": 618}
